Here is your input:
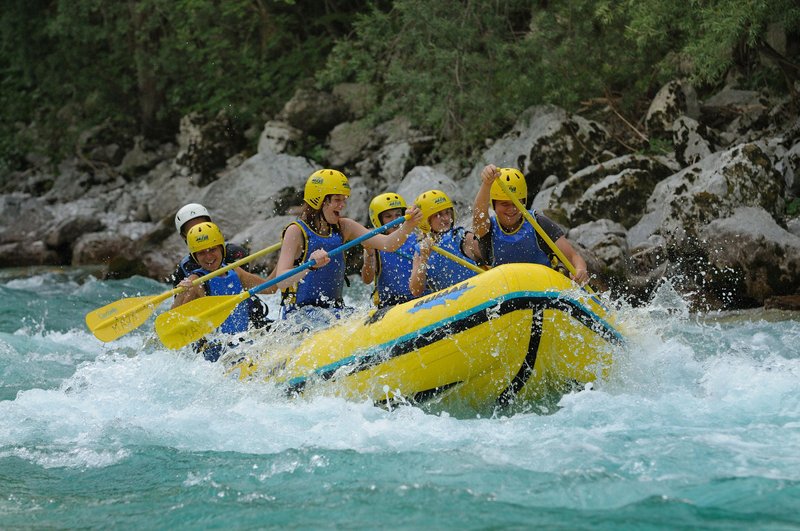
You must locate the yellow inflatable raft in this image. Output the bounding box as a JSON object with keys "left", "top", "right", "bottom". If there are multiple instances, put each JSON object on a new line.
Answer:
{"left": 230, "top": 263, "right": 625, "bottom": 412}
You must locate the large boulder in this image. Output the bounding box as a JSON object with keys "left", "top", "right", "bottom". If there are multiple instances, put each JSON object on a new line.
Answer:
{"left": 567, "top": 219, "right": 629, "bottom": 282}
{"left": 394, "top": 166, "right": 473, "bottom": 223}
{"left": 570, "top": 169, "right": 665, "bottom": 229}
{"left": 0, "top": 194, "right": 55, "bottom": 244}
{"left": 473, "top": 105, "right": 611, "bottom": 193}
{"left": 353, "top": 117, "right": 435, "bottom": 183}
{"left": 327, "top": 120, "right": 374, "bottom": 167}
{"left": 72, "top": 231, "right": 137, "bottom": 268}
{"left": 645, "top": 80, "right": 701, "bottom": 138}
{"left": 700, "top": 206, "right": 800, "bottom": 306}
{"left": 199, "top": 151, "right": 318, "bottom": 236}
{"left": 701, "top": 86, "right": 768, "bottom": 134}
{"left": 628, "top": 142, "right": 785, "bottom": 248}
{"left": 332, "top": 83, "right": 377, "bottom": 120}
{"left": 257, "top": 120, "right": 302, "bottom": 155}
{"left": 174, "top": 112, "right": 246, "bottom": 185}
{"left": 533, "top": 154, "right": 675, "bottom": 226}
{"left": 278, "top": 88, "right": 349, "bottom": 137}
{"left": 672, "top": 116, "right": 718, "bottom": 167}
{"left": 0, "top": 241, "right": 60, "bottom": 267}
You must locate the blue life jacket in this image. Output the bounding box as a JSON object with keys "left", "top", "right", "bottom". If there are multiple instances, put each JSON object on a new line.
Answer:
{"left": 282, "top": 220, "right": 345, "bottom": 311}
{"left": 426, "top": 227, "right": 477, "bottom": 293}
{"left": 191, "top": 265, "right": 251, "bottom": 334}
{"left": 374, "top": 233, "right": 417, "bottom": 307}
{"left": 490, "top": 210, "right": 551, "bottom": 267}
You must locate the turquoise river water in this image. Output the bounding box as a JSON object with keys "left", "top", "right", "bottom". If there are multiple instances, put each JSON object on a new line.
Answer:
{"left": 1, "top": 266, "right": 799, "bottom": 529}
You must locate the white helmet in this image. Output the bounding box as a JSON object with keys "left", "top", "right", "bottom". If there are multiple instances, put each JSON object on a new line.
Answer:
{"left": 174, "top": 203, "right": 211, "bottom": 234}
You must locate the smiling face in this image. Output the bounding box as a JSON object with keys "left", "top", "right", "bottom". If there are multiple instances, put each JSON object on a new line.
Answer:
{"left": 379, "top": 207, "right": 404, "bottom": 234}
{"left": 428, "top": 208, "right": 454, "bottom": 234}
{"left": 322, "top": 194, "right": 348, "bottom": 225}
{"left": 493, "top": 200, "right": 522, "bottom": 230}
{"left": 193, "top": 245, "right": 224, "bottom": 271}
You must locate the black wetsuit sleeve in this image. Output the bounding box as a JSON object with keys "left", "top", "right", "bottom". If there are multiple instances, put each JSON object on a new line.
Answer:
{"left": 533, "top": 213, "right": 565, "bottom": 263}
{"left": 477, "top": 232, "right": 493, "bottom": 265}
{"left": 226, "top": 243, "right": 250, "bottom": 271}
{"left": 534, "top": 213, "right": 565, "bottom": 242}
{"left": 168, "top": 266, "right": 185, "bottom": 287}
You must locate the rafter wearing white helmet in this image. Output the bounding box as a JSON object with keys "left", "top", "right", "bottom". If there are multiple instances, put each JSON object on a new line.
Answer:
{"left": 174, "top": 203, "right": 211, "bottom": 237}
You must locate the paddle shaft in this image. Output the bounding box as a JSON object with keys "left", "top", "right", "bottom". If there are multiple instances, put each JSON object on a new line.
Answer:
{"left": 495, "top": 179, "right": 595, "bottom": 294}
{"left": 431, "top": 246, "right": 484, "bottom": 275}
{"left": 381, "top": 245, "right": 483, "bottom": 274}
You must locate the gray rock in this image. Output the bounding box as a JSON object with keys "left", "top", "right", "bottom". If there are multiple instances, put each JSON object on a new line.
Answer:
{"left": 473, "top": 104, "right": 611, "bottom": 191}
{"left": 327, "top": 121, "right": 374, "bottom": 167}
{"left": 199, "top": 151, "right": 318, "bottom": 235}
{"left": 174, "top": 112, "right": 245, "bottom": 185}
{"left": 533, "top": 154, "right": 674, "bottom": 226}
{"left": 567, "top": 219, "right": 629, "bottom": 278}
{"left": 571, "top": 168, "right": 664, "bottom": 229}
{"left": 332, "top": 83, "right": 376, "bottom": 120}
{"left": 700, "top": 206, "right": 800, "bottom": 304}
{"left": 278, "top": 88, "right": 349, "bottom": 137}
{"left": 0, "top": 241, "right": 60, "bottom": 267}
{"left": 628, "top": 142, "right": 784, "bottom": 248}
{"left": 645, "top": 80, "right": 700, "bottom": 137}
{"left": 672, "top": 116, "right": 717, "bottom": 167}
{"left": 257, "top": 120, "right": 302, "bottom": 155}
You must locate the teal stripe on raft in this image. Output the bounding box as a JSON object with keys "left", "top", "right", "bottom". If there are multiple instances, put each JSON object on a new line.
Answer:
{"left": 286, "top": 290, "right": 624, "bottom": 388}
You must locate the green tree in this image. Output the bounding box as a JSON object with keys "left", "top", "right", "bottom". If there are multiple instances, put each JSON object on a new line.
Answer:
{"left": 0, "top": 0, "right": 372, "bottom": 173}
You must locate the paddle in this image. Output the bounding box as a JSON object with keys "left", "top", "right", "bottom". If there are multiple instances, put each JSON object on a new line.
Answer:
{"left": 85, "top": 242, "right": 282, "bottom": 342}
{"left": 495, "top": 178, "right": 596, "bottom": 294}
{"left": 155, "top": 214, "right": 410, "bottom": 350}
{"left": 431, "top": 246, "right": 485, "bottom": 275}
{"left": 388, "top": 246, "right": 484, "bottom": 275}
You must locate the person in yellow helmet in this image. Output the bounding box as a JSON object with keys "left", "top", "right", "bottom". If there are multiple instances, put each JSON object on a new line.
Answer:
{"left": 409, "top": 189, "right": 482, "bottom": 297}
{"left": 172, "top": 222, "right": 276, "bottom": 361}
{"left": 361, "top": 192, "right": 418, "bottom": 307}
{"left": 274, "top": 169, "right": 421, "bottom": 323}
{"left": 472, "top": 164, "right": 589, "bottom": 285}
{"left": 169, "top": 202, "right": 273, "bottom": 328}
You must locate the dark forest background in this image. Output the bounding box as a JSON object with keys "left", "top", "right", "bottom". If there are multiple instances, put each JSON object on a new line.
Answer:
{"left": 2, "top": 0, "right": 798, "bottom": 176}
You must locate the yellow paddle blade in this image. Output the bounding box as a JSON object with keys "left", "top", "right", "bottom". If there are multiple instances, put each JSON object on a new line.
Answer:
{"left": 154, "top": 292, "right": 249, "bottom": 350}
{"left": 85, "top": 292, "right": 173, "bottom": 342}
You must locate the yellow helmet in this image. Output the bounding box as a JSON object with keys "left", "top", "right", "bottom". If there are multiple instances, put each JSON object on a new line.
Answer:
{"left": 414, "top": 189, "right": 454, "bottom": 232}
{"left": 303, "top": 169, "right": 351, "bottom": 210}
{"left": 368, "top": 192, "right": 407, "bottom": 228}
{"left": 490, "top": 168, "right": 527, "bottom": 202}
{"left": 187, "top": 221, "right": 225, "bottom": 258}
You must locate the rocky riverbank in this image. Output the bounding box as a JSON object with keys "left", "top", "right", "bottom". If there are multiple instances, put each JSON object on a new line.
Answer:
{"left": 2, "top": 80, "right": 798, "bottom": 310}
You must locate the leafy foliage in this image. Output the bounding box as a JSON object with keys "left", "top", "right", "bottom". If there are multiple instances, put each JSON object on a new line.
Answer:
{"left": 1, "top": 0, "right": 797, "bottom": 172}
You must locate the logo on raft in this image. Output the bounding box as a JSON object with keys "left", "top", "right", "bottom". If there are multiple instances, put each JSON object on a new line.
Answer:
{"left": 407, "top": 283, "right": 474, "bottom": 314}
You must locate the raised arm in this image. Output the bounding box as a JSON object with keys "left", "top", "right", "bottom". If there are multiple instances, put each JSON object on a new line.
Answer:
{"left": 344, "top": 206, "right": 422, "bottom": 251}
{"left": 409, "top": 236, "right": 432, "bottom": 297}
{"left": 473, "top": 164, "right": 499, "bottom": 238}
